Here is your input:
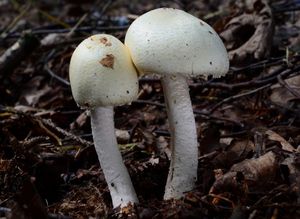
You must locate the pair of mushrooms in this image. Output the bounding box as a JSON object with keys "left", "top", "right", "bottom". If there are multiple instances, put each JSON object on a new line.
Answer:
{"left": 69, "top": 8, "right": 229, "bottom": 208}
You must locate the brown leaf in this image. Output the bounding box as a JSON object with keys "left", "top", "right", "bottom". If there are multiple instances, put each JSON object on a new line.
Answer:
{"left": 210, "top": 152, "right": 278, "bottom": 198}
{"left": 228, "top": 139, "right": 255, "bottom": 156}
{"left": 212, "top": 139, "right": 255, "bottom": 168}
{"left": 270, "top": 75, "right": 300, "bottom": 105}
{"left": 230, "top": 151, "right": 278, "bottom": 187}
{"left": 282, "top": 154, "right": 300, "bottom": 199}
{"left": 219, "top": 0, "right": 274, "bottom": 65}
{"left": 265, "top": 130, "right": 295, "bottom": 152}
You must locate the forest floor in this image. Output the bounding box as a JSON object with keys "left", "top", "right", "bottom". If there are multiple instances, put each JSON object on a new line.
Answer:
{"left": 1, "top": 0, "right": 300, "bottom": 218}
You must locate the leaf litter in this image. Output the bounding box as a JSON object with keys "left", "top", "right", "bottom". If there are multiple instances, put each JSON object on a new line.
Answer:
{"left": 1, "top": 0, "right": 300, "bottom": 218}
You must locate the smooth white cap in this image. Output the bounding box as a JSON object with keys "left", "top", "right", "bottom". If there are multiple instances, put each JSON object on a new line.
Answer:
{"left": 69, "top": 34, "right": 138, "bottom": 108}
{"left": 125, "top": 8, "right": 229, "bottom": 78}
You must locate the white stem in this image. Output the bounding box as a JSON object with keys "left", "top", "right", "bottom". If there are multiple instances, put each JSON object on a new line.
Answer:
{"left": 90, "top": 106, "right": 138, "bottom": 208}
{"left": 162, "top": 75, "right": 198, "bottom": 200}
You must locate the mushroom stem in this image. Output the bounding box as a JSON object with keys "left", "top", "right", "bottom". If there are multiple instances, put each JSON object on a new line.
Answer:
{"left": 90, "top": 106, "right": 138, "bottom": 208}
{"left": 161, "top": 74, "right": 198, "bottom": 200}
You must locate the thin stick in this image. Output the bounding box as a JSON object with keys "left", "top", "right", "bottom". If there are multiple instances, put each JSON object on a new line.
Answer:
{"left": 44, "top": 49, "right": 71, "bottom": 86}
{"left": 0, "top": 3, "right": 31, "bottom": 39}
{"left": 0, "top": 32, "right": 40, "bottom": 78}
{"left": 41, "top": 118, "right": 93, "bottom": 147}
{"left": 277, "top": 74, "right": 300, "bottom": 99}
{"left": 66, "top": 0, "right": 112, "bottom": 38}
{"left": 209, "top": 84, "right": 272, "bottom": 113}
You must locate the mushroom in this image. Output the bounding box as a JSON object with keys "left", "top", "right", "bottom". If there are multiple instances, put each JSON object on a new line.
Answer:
{"left": 125, "top": 8, "right": 229, "bottom": 200}
{"left": 69, "top": 34, "right": 139, "bottom": 208}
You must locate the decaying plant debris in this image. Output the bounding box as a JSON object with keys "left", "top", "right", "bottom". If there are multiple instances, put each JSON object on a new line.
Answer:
{"left": 1, "top": 0, "right": 300, "bottom": 218}
{"left": 219, "top": 0, "right": 274, "bottom": 65}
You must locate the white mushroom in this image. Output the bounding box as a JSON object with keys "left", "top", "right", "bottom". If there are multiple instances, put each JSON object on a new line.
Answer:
{"left": 69, "top": 34, "right": 138, "bottom": 208}
{"left": 125, "top": 8, "right": 229, "bottom": 200}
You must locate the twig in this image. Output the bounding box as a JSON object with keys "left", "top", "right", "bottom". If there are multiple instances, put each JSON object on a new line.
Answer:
{"left": 191, "top": 55, "right": 300, "bottom": 90}
{"left": 191, "top": 65, "right": 286, "bottom": 90}
{"left": 154, "top": 129, "right": 170, "bottom": 136}
{"left": 44, "top": 49, "right": 70, "bottom": 86}
{"left": 194, "top": 109, "right": 244, "bottom": 127}
{"left": 274, "top": 6, "right": 300, "bottom": 13}
{"left": 0, "top": 196, "right": 13, "bottom": 206}
{"left": 66, "top": 0, "right": 112, "bottom": 38}
{"left": 38, "top": 9, "right": 71, "bottom": 29}
{"left": 277, "top": 74, "right": 300, "bottom": 99}
{"left": 44, "top": 64, "right": 70, "bottom": 86}
{"left": 41, "top": 118, "right": 93, "bottom": 147}
{"left": 198, "top": 150, "right": 220, "bottom": 162}
{"left": 99, "top": 0, "right": 113, "bottom": 17}
{"left": 22, "top": 136, "right": 50, "bottom": 149}
{"left": 133, "top": 99, "right": 165, "bottom": 108}
{"left": 0, "top": 105, "right": 93, "bottom": 147}
{"left": 0, "top": 32, "right": 40, "bottom": 79}
{"left": 133, "top": 99, "right": 244, "bottom": 126}
{"left": 66, "top": 13, "right": 88, "bottom": 38}
{"left": 230, "top": 57, "right": 285, "bottom": 72}
{"left": 42, "top": 0, "right": 114, "bottom": 86}
{"left": 220, "top": 130, "right": 248, "bottom": 138}
{"left": 251, "top": 184, "right": 295, "bottom": 210}
{"left": 192, "top": 65, "right": 300, "bottom": 114}
{"left": 209, "top": 84, "right": 272, "bottom": 113}
{"left": 7, "top": 26, "right": 129, "bottom": 38}
{"left": 34, "top": 118, "right": 62, "bottom": 146}
{"left": 0, "top": 3, "right": 31, "bottom": 39}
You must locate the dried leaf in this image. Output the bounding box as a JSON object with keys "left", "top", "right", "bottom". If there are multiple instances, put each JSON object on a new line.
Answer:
{"left": 270, "top": 75, "right": 300, "bottom": 105}
{"left": 265, "top": 130, "right": 295, "bottom": 152}
{"left": 281, "top": 154, "right": 300, "bottom": 203}
{"left": 228, "top": 139, "right": 255, "bottom": 156}
{"left": 210, "top": 152, "right": 278, "bottom": 197}
{"left": 230, "top": 151, "right": 278, "bottom": 187}
{"left": 219, "top": 0, "right": 274, "bottom": 64}
{"left": 212, "top": 139, "right": 255, "bottom": 168}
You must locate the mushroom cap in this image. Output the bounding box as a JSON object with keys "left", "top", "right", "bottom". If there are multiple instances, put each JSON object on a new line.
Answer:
{"left": 125, "top": 8, "right": 229, "bottom": 78}
{"left": 69, "top": 34, "right": 138, "bottom": 108}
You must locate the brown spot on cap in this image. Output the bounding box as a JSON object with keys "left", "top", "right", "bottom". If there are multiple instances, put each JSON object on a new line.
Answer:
{"left": 100, "top": 37, "right": 108, "bottom": 44}
{"left": 99, "top": 54, "right": 114, "bottom": 69}
{"left": 200, "top": 21, "right": 204, "bottom": 26}
{"left": 99, "top": 37, "right": 112, "bottom": 46}
{"left": 208, "top": 30, "right": 213, "bottom": 34}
